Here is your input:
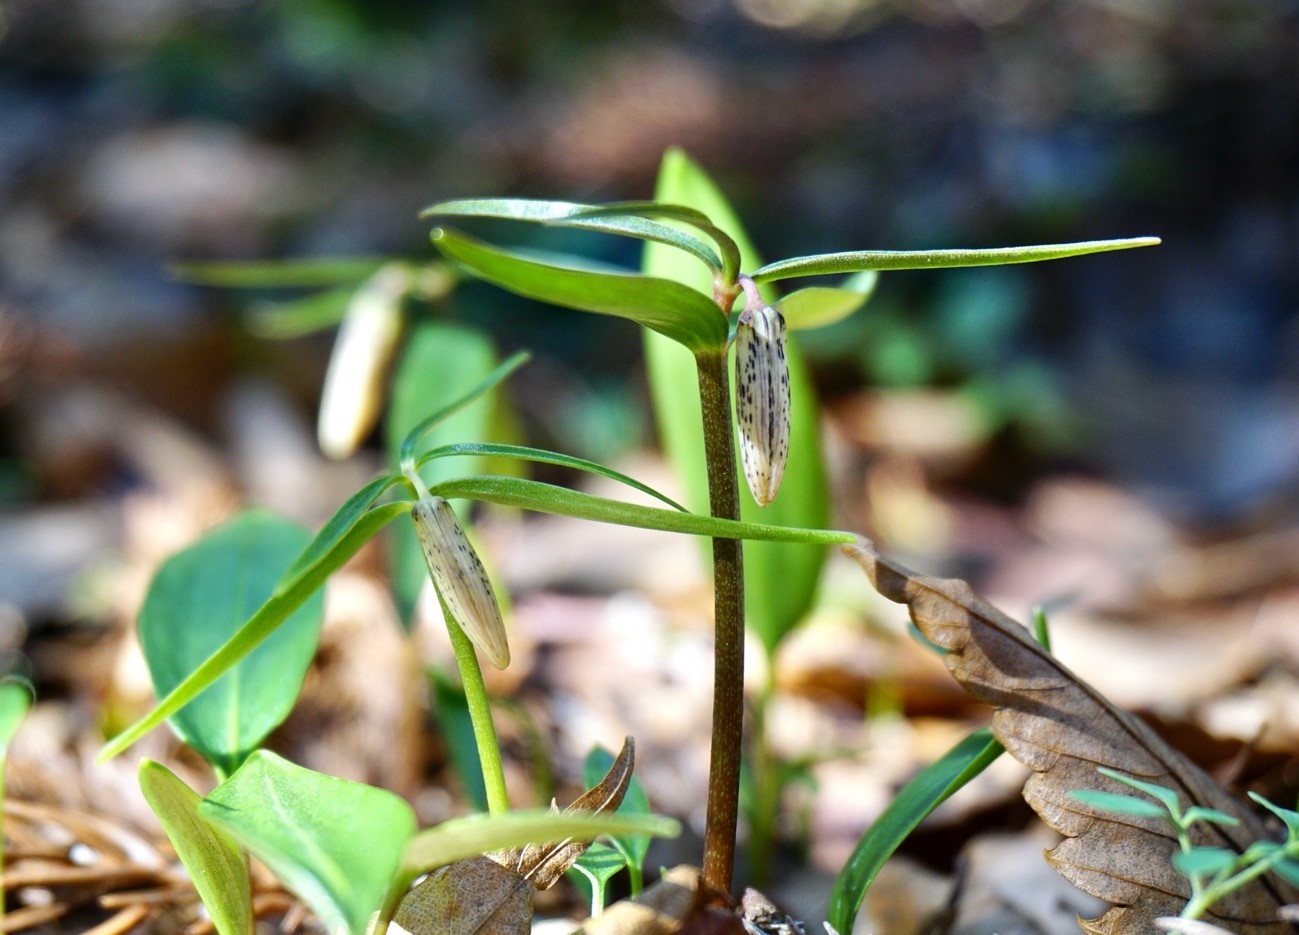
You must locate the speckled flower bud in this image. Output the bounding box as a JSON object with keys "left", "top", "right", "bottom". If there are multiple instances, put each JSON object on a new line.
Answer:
{"left": 412, "top": 496, "right": 510, "bottom": 669}
{"left": 317, "top": 264, "right": 408, "bottom": 460}
{"left": 735, "top": 303, "right": 790, "bottom": 507}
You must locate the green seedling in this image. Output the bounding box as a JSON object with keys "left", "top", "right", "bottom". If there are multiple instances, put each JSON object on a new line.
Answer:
{"left": 1071, "top": 769, "right": 1299, "bottom": 922}
{"left": 0, "top": 675, "right": 33, "bottom": 876}
{"left": 567, "top": 742, "right": 654, "bottom": 912}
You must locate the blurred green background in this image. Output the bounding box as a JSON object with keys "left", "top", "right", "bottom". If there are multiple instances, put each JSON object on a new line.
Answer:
{"left": 2, "top": 0, "right": 1296, "bottom": 520}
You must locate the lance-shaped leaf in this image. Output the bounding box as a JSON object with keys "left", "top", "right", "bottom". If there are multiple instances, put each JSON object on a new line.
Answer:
{"left": 139, "top": 760, "right": 252, "bottom": 935}
{"left": 842, "top": 537, "right": 1299, "bottom": 934}
{"left": 429, "top": 475, "right": 853, "bottom": 546}
{"left": 750, "top": 237, "right": 1161, "bottom": 283}
{"left": 137, "top": 511, "right": 325, "bottom": 776}
{"left": 423, "top": 198, "right": 723, "bottom": 275}
{"left": 169, "top": 257, "right": 389, "bottom": 288}
{"left": 431, "top": 228, "right": 727, "bottom": 352}
{"left": 100, "top": 484, "right": 409, "bottom": 763}
{"left": 200, "top": 751, "right": 416, "bottom": 935}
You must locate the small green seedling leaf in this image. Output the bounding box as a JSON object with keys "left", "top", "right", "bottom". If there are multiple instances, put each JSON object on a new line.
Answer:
{"left": 0, "top": 678, "right": 31, "bottom": 758}
{"left": 1173, "top": 848, "right": 1238, "bottom": 879}
{"left": 169, "top": 257, "right": 388, "bottom": 288}
{"left": 139, "top": 760, "right": 253, "bottom": 935}
{"left": 569, "top": 842, "right": 628, "bottom": 916}
{"left": 245, "top": 286, "right": 354, "bottom": 339}
{"left": 827, "top": 728, "right": 1003, "bottom": 935}
{"left": 582, "top": 744, "right": 651, "bottom": 892}
{"left": 138, "top": 511, "right": 326, "bottom": 776}
{"left": 775, "top": 271, "right": 878, "bottom": 331}
{"left": 750, "top": 237, "right": 1162, "bottom": 284}
{"left": 1069, "top": 789, "right": 1171, "bottom": 821}
{"left": 1097, "top": 767, "right": 1183, "bottom": 814}
{"left": 424, "top": 198, "right": 724, "bottom": 273}
{"left": 432, "top": 228, "right": 727, "bottom": 352}
{"left": 430, "top": 475, "right": 854, "bottom": 546}
{"left": 1182, "top": 807, "right": 1242, "bottom": 828}
{"left": 1272, "top": 857, "right": 1299, "bottom": 888}
{"left": 100, "top": 496, "right": 410, "bottom": 763}
{"left": 200, "top": 750, "right": 416, "bottom": 935}
{"left": 1249, "top": 792, "right": 1299, "bottom": 838}
{"left": 419, "top": 443, "right": 687, "bottom": 513}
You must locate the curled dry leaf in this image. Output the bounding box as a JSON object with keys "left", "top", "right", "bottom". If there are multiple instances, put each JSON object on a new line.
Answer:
{"left": 843, "top": 538, "right": 1299, "bottom": 934}
{"left": 394, "top": 738, "right": 636, "bottom": 935}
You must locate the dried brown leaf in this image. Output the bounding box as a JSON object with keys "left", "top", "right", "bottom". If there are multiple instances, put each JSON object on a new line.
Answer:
{"left": 844, "top": 538, "right": 1299, "bottom": 934}
{"left": 393, "top": 855, "right": 532, "bottom": 935}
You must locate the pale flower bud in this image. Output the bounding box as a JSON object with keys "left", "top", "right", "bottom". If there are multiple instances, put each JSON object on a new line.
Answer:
{"left": 411, "top": 497, "right": 510, "bottom": 668}
{"left": 317, "top": 264, "right": 409, "bottom": 460}
{"left": 735, "top": 302, "right": 790, "bottom": 507}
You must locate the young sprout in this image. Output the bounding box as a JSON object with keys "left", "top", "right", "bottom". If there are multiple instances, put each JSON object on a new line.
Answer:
{"left": 734, "top": 276, "right": 790, "bottom": 507}
{"left": 411, "top": 496, "right": 510, "bottom": 669}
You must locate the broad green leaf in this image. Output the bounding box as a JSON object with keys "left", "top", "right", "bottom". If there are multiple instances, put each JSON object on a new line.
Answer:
{"left": 1172, "top": 848, "right": 1238, "bottom": 878}
{"left": 428, "top": 669, "right": 489, "bottom": 812}
{"left": 1069, "top": 790, "right": 1171, "bottom": 820}
{"left": 100, "top": 499, "right": 410, "bottom": 763}
{"left": 1098, "top": 767, "right": 1183, "bottom": 813}
{"left": 750, "top": 237, "right": 1161, "bottom": 283}
{"left": 400, "top": 809, "right": 679, "bottom": 878}
{"left": 138, "top": 512, "right": 325, "bottom": 776}
{"left": 584, "top": 744, "right": 651, "bottom": 893}
{"left": 200, "top": 750, "right": 416, "bottom": 935}
{"left": 169, "top": 257, "right": 388, "bottom": 288}
{"left": 245, "top": 287, "right": 353, "bottom": 339}
{"left": 139, "top": 760, "right": 252, "bottom": 935}
{"left": 432, "top": 228, "right": 727, "bottom": 352}
{"left": 429, "top": 475, "right": 853, "bottom": 546}
{"left": 827, "top": 728, "right": 1003, "bottom": 935}
{"left": 419, "top": 443, "right": 687, "bottom": 512}
{"left": 644, "top": 148, "right": 831, "bottom": 655}
{"left": 0, "top": 678, "right": 31, "bottom": 759}
{"left": 388, "top": 325, "right": 510, "bottom": 622}
{"left": 569, "top": 842, "right": 628, "bottom": 915}
{"left": 775, "top": 271, "right": 878, "bottom": 331}
{"left": 424, "top": 198, "right": 723, "bottom": 273}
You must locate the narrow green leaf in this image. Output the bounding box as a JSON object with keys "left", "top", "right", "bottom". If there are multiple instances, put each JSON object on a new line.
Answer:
{"left": 827, "top": 728, "right": 1004, "bottom": 935}
{"left": 284, "top": 474, "right": 403, "bottom": 581}
{"left": 169, "top": 257, "right": 388, "bottom": 288}
{"left": 644, "top": 148, "right": 831, "bottom": 655}
{"left": 775, "top": 271, "right": 878, "bottom": 331}
{"left": 422, "top": 198, "right": 722, "bottom": 273}
{"left": 569, "top": 201, "right": 741, "bottom": 282}
{"left": 1097, "top": 767, "right": 1183, "bottom": 813}
{"left": 751, "top": 237, "right": 1161, "bottom": 283}
{"left": 100, "top": 500, "right": 410, "bottom": 763}
{"left": 1182, "top": 806, "right": 1242, "bottom": 828}
{"left": 245, "top": 287, "right": 353, "bottom": 339}
{"left": 200, "top": 751, "right": 416, "bottom": 935}
{"left": 137, "top": 512, "right": 325, "bottom": 776}
{"left": 432, "top": 228, "right": 727, "bottom": 352}
{"left": 400, "top": 809, "right": 679, "bottom": 878}
{"left": 430, "top": 475, "right": 853, "bottom": 546}
{"left": 419, "top": 443, "right": 687, "bottom": 512}
{"left": 139, "top": 760, "right": 253, "bottom": 935}
{"left": 0, "top": 679, "right": 32, "bottom": 759}
{"left": 1172, "top": 848, "right": 1238, "bottom": 878}
{"left": 1248, "top": 792, "right": 1299, "bottom": 838}
{"left": 1069, "top": 789, "right": 1171, "bottom": 820}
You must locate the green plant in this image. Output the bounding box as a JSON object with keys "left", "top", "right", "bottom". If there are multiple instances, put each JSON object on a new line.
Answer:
{"left": 1071, "top": 769, "right": 1299, "bottom": 923}
{"left": 105, "top": 150, "right": 1156, "bottom": 926}
{"left": 0, "top": 675, "right": 33, "bottom": 876}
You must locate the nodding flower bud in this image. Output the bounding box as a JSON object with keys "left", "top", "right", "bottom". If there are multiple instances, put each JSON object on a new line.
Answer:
{"left": 735, "top": 302, "right": 790, "bottom": 507}
{"left": 411, "top": 497, "right": 510, "bottom": 669}
{"left": 317, "top": 264, "right": 409, "bottom": 461}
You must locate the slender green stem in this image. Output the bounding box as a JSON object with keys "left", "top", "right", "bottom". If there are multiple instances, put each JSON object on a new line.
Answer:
{"left": 695, "top": 348, "right": 745, "bottom": 893}
{"left": 442, "top": 597, "right": 510, "bottom": 816}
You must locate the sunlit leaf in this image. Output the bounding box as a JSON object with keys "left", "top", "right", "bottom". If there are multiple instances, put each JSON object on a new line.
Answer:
{"left": 827, "top": 728, "right": 1003, "bottom": 935}
{"left": 750, "top": 237, "right": 1161, "bottom": 283}
{"left": 139, "top": 760, "right": 253, "bottom": 935}
{"left": 775, "top": 271, "right": 878, "bottom": 331}
{"left": 137, "top": 512, "right": 325, "bottom": 776}
{"left": 432, "top": 227, "right": 727, "bottom": 352}
{"left": 0, "top": 679, "right": 31, "bottom": 759}
{"left": 200, "top": 751, "right": 416, "bottom": 935}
